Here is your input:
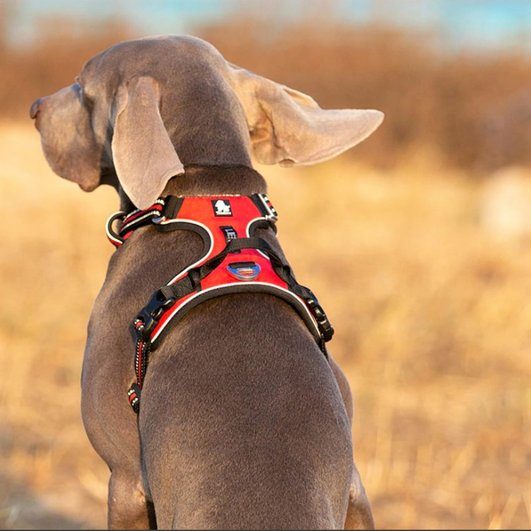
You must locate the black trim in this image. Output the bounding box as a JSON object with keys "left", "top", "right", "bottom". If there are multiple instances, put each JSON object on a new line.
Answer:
{"left": 154, "top": 220, "right": 212, "bottom": 258}
{"left": 248, "top": 218, "right": 277, "bottom": 236}
{"left": 163, "top": 196, "right": 183, "bottom": 218}
{"left": 250, "top": 193, "right": 278, "bottom": 221}
{"left": 250, "top": 193, "right": 269, "bottom": 217}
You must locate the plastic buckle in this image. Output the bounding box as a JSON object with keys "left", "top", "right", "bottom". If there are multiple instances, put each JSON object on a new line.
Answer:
{"left": 135, "top": 289, "right": 176, "bottom": 339}
{"left": 306, "top": 297, "right": 335, "bottom": 342}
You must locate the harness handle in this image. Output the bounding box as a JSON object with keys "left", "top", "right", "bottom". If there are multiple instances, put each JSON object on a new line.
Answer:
{"left": 165, "top": 237, "right": 334, "bottom": 342}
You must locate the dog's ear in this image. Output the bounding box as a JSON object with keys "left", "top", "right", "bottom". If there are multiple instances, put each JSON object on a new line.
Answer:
{"left": 112, "top": 76, "right": 184, "bottom": 208}
{"left": 227, "top": 65, "right": 384, "bottom": 166}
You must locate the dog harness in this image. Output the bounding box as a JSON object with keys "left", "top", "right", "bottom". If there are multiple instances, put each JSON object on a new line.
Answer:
{"left": 106, "top": 193, "right": 334, "bottom": 413}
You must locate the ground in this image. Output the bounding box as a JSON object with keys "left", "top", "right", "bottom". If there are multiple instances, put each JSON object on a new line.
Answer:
{"left": 1, "top": 123, "right": 529, "bottom": 529}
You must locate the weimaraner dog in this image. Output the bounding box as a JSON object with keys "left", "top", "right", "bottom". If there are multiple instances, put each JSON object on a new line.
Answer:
{"left": 30, "top": 36, "right": 383, "bottom": 530}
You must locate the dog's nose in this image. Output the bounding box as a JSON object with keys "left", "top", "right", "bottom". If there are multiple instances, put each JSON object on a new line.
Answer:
{"left": 30, "top": 98, "right": 43, "bottom": 119}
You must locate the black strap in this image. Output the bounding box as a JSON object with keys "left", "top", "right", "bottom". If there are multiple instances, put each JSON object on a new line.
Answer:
{"left": 162, "top": 196, "right": 183, "bottom": 218}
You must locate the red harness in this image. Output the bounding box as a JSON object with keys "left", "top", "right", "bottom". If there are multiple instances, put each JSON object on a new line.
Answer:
{"left": 106, "top": 193, "right": 334, "bottom": 413}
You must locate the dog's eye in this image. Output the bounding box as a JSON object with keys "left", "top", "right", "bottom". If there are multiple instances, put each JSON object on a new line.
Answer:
{"left": 74, "top": 80, "right": 94, "bottom": 110}
{"left": 74, "top": 81, "right": 84, "bottom": 100}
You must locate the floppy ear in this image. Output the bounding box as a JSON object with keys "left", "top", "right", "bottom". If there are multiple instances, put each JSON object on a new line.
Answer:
{"left": 112, "top": 76, "right": 184, "bottom": 208}
{"left": 227, "top": 65, "right": 384, "bottom": 166}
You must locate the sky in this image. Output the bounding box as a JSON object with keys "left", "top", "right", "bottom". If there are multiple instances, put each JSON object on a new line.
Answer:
{"left": 9, "top": 0, "right": 531, "bottom": 52}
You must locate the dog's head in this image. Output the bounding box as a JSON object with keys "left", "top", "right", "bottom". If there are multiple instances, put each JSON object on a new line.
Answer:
{"left": 31, "top": 35, "right": 383, "bottom": 208}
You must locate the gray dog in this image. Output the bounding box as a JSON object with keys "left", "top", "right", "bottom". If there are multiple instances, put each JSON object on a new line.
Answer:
{"left": 30, "top": 36, "right": 383, "bottom": 530}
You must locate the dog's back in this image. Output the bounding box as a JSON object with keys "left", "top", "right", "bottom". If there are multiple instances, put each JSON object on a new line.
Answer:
{"left": 89, "top": 203, "right": 353, "bottom": 528}
{"left": 141, "top": 293, "right": 352, "bottom": 529}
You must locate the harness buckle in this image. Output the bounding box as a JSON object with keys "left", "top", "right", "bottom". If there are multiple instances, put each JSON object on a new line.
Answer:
{"left": 135, "top": 288, "right": 176, "bottom": 339}
{"left": 306, "top": 297, "right": 335, "bottom": 342}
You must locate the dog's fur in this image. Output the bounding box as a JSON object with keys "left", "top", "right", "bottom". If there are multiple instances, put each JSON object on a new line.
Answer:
{"left": 31, "top": 36, "right": 382, "bottom": 529}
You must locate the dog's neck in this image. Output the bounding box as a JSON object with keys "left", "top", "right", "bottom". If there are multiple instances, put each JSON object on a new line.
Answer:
{"left": 119, "top": 165, "right": 267, "bottom": 212}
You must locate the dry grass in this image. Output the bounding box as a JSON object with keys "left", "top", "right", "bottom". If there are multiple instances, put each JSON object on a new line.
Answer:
{"left": 0, "top": 123, "right": 530, "bottom": 529}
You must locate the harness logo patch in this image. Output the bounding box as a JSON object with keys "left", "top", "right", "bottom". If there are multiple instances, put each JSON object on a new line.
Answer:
{"left": 212, "top": 199, "right": 232, "bottom": 216}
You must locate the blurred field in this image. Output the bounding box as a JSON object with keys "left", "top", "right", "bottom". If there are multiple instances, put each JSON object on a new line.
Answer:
{"left": 1, "top": 4, "right": 530, "bottom": 172}
{"left": 1, "top": 123, "right": 529, "bottom": 529}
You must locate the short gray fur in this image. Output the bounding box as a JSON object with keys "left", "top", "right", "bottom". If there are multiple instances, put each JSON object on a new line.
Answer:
{"left": 31, "top": 36, "right": 379, "bottom": 529}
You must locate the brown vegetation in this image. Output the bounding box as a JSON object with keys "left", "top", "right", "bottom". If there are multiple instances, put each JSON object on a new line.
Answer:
{"left": 0, "top": 6, "right": 529, "bottom": 172}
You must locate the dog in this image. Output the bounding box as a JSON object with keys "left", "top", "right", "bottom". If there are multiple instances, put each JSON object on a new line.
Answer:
{"left": 30, "top": 36, "right": 383, "bottom": 529}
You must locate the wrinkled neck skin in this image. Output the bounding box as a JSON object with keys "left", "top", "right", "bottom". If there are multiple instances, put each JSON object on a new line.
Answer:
{"left": 118, "top": 164, "right": 267, "bottom": 213}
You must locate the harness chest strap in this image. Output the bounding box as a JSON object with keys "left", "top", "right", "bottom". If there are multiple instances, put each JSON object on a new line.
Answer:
{"left": 106, "top": 193, "right": 334, "bottom": 413}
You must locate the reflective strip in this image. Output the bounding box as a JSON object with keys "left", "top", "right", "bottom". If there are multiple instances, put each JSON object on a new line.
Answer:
{"left": 151, "top": 281, "right": 320, "bottom": 343}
